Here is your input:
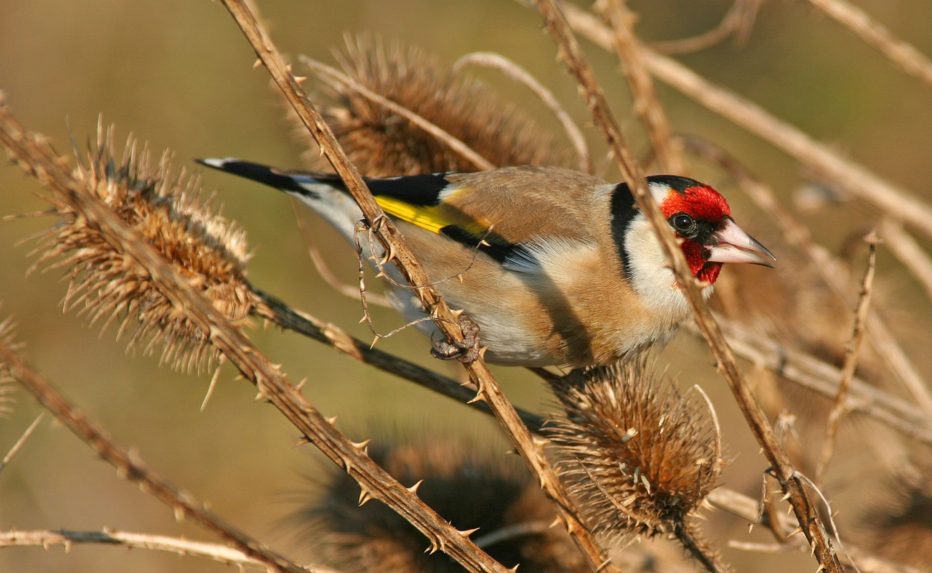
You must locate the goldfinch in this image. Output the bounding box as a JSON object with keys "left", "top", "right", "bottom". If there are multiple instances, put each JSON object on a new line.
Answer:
{"left": 199, "top": 160, "right": 774, "bottom": 367}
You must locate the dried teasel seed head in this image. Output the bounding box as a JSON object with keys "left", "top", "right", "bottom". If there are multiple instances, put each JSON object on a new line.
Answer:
{"left": 860, "top": 463, "right": 932, "bottom": 569}
{"left": 298, "top": 35, "right": 573, "bottom": 176}
{"left": 547, "top": 361, "right": 723, "bottom": 542}
{"left": 27, "top": 121, "right": 255, "bottom": 373}
{"left": 296, "top": 436, "right": 587, "bottom": 573}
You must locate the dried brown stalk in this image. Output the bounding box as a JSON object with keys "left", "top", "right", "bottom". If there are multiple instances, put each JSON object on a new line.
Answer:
{"left": 251, "top": 290, "right": 546, "bottom": 431}
{"left": 677, "top": 135, "right": 932, "bottom": 412}
{"left": 452, "top": 51, "right": 592, "bottom": 173}
{"left": 0, "top": 529, "right": 332, "bottom": 572}
{"left": 0, "top": 103, "right": 507, "bottom": 573}
{"left": 0, "top": 337, "right": 310, "bottom": 573}
{"left": 217, "top": 2, "right": 613, "bottom": 570}
{"left": 558, "top": 2, "right": 932, "bottom": 244}
{"left": 300, "top": 55, "right": 494, "bottom": 171}
{"left": 530, "top": 1, "right": 843, "bottom": 570}
{"left": 0, "top": 413, "right": 44, "bottom": 475}
{"left": 601, "top": 0, "right": 682, "bottom": 173}
{"left": 650, "top": 0, "right": 761, "bottom": 54}
{"left": 879, "top": 220, "right": 932, "bottom": 301}
{"left": 816, "top": 234, "right": 878, "bottom": 481}
{"left": 804, "top": 0, "right": 932, "bottom": 87}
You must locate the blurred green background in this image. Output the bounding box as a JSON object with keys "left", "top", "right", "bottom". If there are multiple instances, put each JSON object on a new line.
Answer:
{"left": 0, "top": 1, "right": 929, "bottom": 572}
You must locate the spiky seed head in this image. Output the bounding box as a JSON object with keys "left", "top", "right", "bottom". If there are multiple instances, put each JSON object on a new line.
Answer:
{"left": 29, "top": 122, "right": 254, "bottom": 373}
{"left": 860, "top": 463, "right": 932, "bottom": 569}
{"left": 300, "top": 35, "right": 572, "bottom": 176}
{"left": 547, "top": 361, "right": 722, "bottom": 542}
{"left": 296, "top": 436, "right": 587, "bottom": 573}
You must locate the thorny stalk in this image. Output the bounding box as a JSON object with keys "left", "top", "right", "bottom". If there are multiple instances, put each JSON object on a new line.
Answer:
{"left": 217, "top": 1, "right": 616, "bottom": 570}
{"left": 601, "top": 0, "right": 682, "bottom": 173}
{"left": 804, "top": 0, "right": 932, "bottom": 87}
{"left": 0, "top": 339, "right": 311, "bottom": 573}
{"left": 530, "top": 1, "right": 844, "bottom": 571}
{"left": 676, "top": 134, "right": 932, "bottom": 412}
{"left": 0, "top": 103, "right": 508, "bottom": 573}
{"left": 557, "top": 2, "right": 932, "bottom": 244}
{"left": 452, "top": 51, "right": 592, "bottom": 173}
{"left": 815, "top": 234, "right": 878, "bottom": 481}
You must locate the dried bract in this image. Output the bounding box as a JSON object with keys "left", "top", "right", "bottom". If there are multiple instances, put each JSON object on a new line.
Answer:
{"left": 297, "top": 437, "right": 586, "bottom": 573}
{"left": 28, "top": 123, "right": 254, "bottom": 372}
{"left": 548, "top": 362, "right": 722, "bottom": 542}
{"left": 304, "top": 35, "right": 572, "bottom": 175}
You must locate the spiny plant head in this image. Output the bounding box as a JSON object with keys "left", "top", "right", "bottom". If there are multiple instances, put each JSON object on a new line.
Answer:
{"left": 303, "top": 34, "right": 572, "bottom": 176}
{"left": 860, "top": 463, "right": 932, "bottom": 569}
{"left": 28, "top": 121, "right": 255, "bottom": 373}
{"left": 296, "top": 436, "right": 586, "bottom": 573}
{"left": 547, "top": 361, "right": 722, "bottom": 542}
{"left": 0, "top": 313, "right": 20, "bottom": 418}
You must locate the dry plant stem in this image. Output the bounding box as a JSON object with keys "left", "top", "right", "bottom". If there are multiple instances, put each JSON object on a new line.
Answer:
{"left": 879, "top": 220, "right": 932, "bottom": 301}
{"left": 707, "top": 488, "right": 921, "bottom": 573}
{"left": 558, "top": 3, "right": 932, "bottom": 243}
{"left": 452, "top": 51, "right": 592, "bottom": 173}
{"left": 804, "top": 0, "right": 932, "bottom": 87}
{"left": 602, "top": 0, "right": 682, "bottom": 173}
{"left": 677, "top": 135, "right": 932, "bottom": 412}
{"left": 0, "top": 107, "right": 507, "bottom": 573}
{"left": 650, "top": 0, "right": 760, "bottom": 54}
{"left": 0, "top": 342, "right": 310, "bottom": 573}
{"left": 815, "top": 235, "right": 877, "bottom": 481}
{"left": 299, "top": 56, "right": 494, "bottom": 171}
{"left": 252, "top": 290, "right": 546, "bottom": 431}
{"left": 0, "top": 413, "right": 44, "bottom": 475}
{"left": 0, "top": 529, "right": 338, "bottom": 572}
{"left": 531, "top": 1, "right": 843, "bottom": 571}
{"left": 673, "top": 523, "right": 728, "bottom": 573}
{"left": 218, "top": 2, "right": 613, "bottom": 570}
{"left": 707, "top": 319, "right": 932, "bottom": 446}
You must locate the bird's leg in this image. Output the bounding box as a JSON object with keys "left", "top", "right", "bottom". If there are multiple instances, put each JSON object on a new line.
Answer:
{"left": 430, "top": 313, "right": 482, "bottom": 364}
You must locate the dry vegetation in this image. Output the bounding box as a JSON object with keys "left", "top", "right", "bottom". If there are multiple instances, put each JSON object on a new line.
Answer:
{"left": 0, "top": 1, "right": 930, "bottom": 572}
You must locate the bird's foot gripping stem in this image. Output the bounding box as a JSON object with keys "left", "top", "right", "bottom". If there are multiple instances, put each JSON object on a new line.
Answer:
{"left": 431, "top": 313, "right": 482, "bottom": 365}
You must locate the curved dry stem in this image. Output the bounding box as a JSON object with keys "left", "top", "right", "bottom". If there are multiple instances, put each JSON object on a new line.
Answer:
{"left": 530, "top": 1, "right": 844, "bottom": 570}
{"left": 804, "top": 0, "right": 932, "bottom": 87}
{"left": 650, "top": 0, "right": 761, "bottom": 54}
{"left": 299, "top": 55, "right": 494, "bottom": 171}
{"left": 452, "top": 51, "right": 591, "bottom": 172}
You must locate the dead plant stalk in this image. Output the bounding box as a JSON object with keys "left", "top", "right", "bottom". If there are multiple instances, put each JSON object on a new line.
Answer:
{"left": 0, "top": 103, "right": 507, "bottom": 573}
{"left": 217, "top": 1, "right": 616, "bottom": 570}
{"left": 530, "top": 1, "right": 843, "bottom": 571}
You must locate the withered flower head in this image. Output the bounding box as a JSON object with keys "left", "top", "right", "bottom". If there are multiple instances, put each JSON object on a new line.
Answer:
{"left": 547, "top": 361, "right": 722, "bottom": 542}
{"left": 297, "top": 436, "right": 586, "bottom": 573}
{"left": 303, "top": 35, "right": 572, "bottom": 176}
{"left": 29, "top": 122, "right": 254, "bottom": 372}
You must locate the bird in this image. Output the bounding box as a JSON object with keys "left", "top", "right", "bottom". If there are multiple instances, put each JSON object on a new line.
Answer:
{"left": 198, "top": 160, "right": 774, "bottom": 368}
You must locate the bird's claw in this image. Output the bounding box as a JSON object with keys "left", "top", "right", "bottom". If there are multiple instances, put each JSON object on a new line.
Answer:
{"left": 431, "top": 314, "right": 482, "bottom": 364}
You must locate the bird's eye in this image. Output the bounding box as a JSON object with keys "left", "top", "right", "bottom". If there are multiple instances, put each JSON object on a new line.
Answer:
{"left": 671, "top": 213, "right": 695, "bottom": 234}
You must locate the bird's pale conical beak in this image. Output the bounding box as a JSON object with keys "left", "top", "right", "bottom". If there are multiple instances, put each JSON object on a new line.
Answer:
{"left": 707, "top": 219, "right": 776, "bottom": 267}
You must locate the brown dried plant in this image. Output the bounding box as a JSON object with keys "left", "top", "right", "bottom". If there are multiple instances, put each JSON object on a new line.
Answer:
{"left": 859, "top": 463, "right": 932, "bottom": 570}
{"left": 547, "top": 362, "right": 726, "bottom": 571}
{"left": 0, "top": 314, "right": 19, "bottom": 418}
{"left": 298, "top": 437, "right": 586, "bottom": 573}
{"left": 28, "top": 122, "right": 256, "bottom": 372}
{"left": 302, "top": 35, "right": 573, "bottom": 175}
